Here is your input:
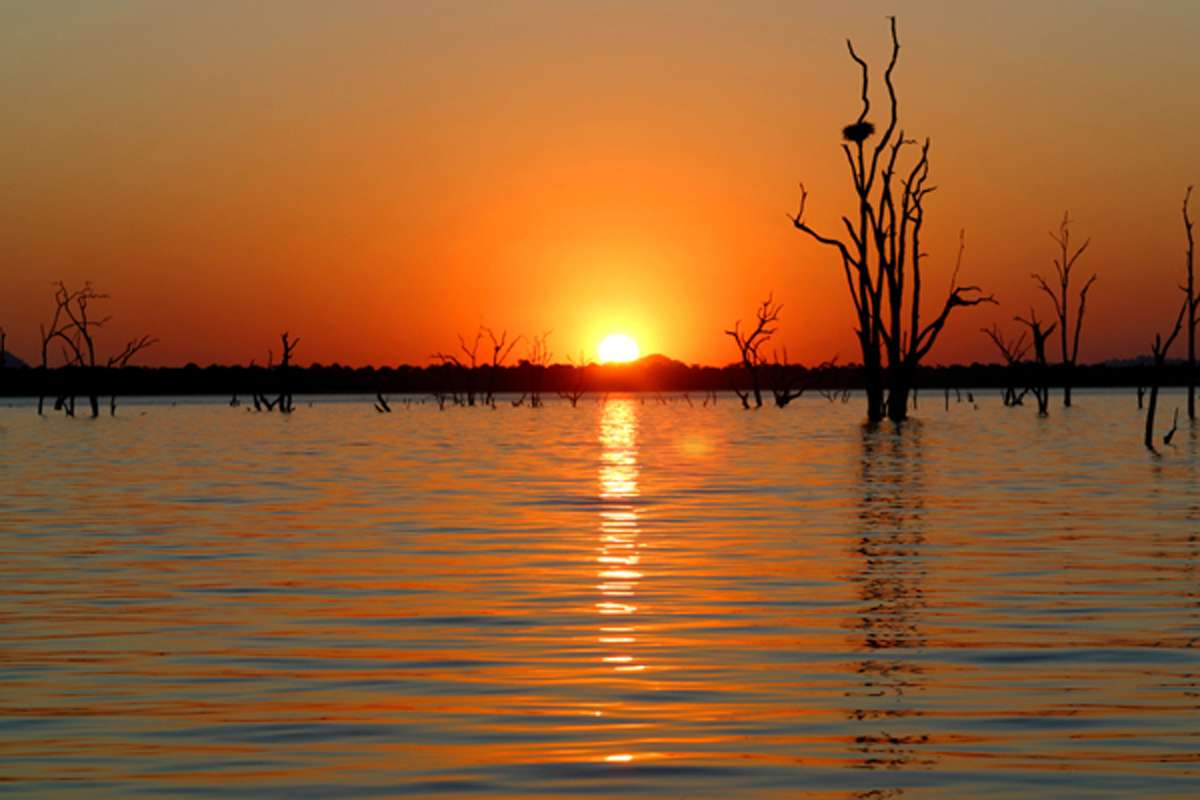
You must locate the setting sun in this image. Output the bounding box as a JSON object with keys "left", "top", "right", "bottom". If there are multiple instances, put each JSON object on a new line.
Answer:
{"left": 598, "top": 334, "right": 640, "bottom": 364}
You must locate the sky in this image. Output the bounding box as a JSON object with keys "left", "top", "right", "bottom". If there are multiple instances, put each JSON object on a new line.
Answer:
{"left": 2, "top": 1, "right": 1199, "bottom": 368}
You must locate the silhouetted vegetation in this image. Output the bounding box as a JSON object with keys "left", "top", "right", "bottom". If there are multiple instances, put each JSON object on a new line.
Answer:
{"left": 36, "top": 282, "right": 157, "bottom": 417}
{"left": 791, "top": 18, "right": 994, "bottom": 423}
{"left": 1033, "top": 213, "right": 1097, "bottom": 409}
{"left": 980, "top": 324, "right": 1030, "bottom": 407}
{"left": 2, "top": 357, "right": 1190, "bottom": 405}
{"left": 767, "top": 349, "right": 809, "bottom": 408}
{"left": 725, "top": 296, "right": 780, "bottom": 409}
{"left": 1183, "top": 187, "right": 1197, "bottom": 420}
{"left": 558, "top": 353, "right": 589, "bottom": 407}
{"left": 1015, "top": 310, "right": 1057, "bottom": 416}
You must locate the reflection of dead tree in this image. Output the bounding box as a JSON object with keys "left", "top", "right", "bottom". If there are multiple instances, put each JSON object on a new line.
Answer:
{"left": 1033, "top": 212, "right": 1096, "bottom": 408}
{"left": 559, "top": 352, "right": 588, "bottom": 407}
{"left": 1015, "top": 309, "right": 1056, "bottom": 416}
{"left": 1145, "top": 296, "right": 1188, "bottom": 450}
{"left": 980, "top": 324, "right": 1029, "bottom": 406}
{"left": 791, "top": 19, "right": 993, "bottom": 422}
{"left": 848, "top": 425, "right": 933, "bottom": 773}
{"left": 725, "top": 295, "right": 780, "bottom": 409}
{"left": 483, "top": 327, "right": 520, "bottom": 408}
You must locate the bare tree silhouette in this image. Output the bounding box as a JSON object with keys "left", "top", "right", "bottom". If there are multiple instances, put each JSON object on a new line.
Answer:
{"left": 522, "top": 331, "right": 552, "bottom": 408}
{"left": 1182, "top": 187, "right": 1197, "bottom": 420}
{"left": 1033, "top": 212, "right": 1096, "bottom": 408}
{"left": 483, "top": 327, "right": 520, "bottom": 408}
{"left": 790, "top": 19, "right": 993, "bottom": 423}
{"left": 1015, "top": 309, "right": 1056, "bottom": 416}
{"left": 105, "top": 334, "right": 158, "bottom": 414}
{"left": 38, "top": 282, "right": 156, "bottom": 418}
{"left": 980, "top": 324, "right": 1029, "bottom": 407}
{"left": 767, "top": 347, "right": 807, "bottom": 408}
{"left": 559, "top": 352, "right": 589, "bottom": 407}
{"left": 277, "top": 332, "right": 299, "bottom": 413}
{"left": 433, "top": 329, "right": 483, "bottom": 406}
{"left": 725, "top": 295, "right": 780, "bottom": 409}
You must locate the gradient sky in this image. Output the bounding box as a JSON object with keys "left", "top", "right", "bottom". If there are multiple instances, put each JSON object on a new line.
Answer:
{"left": 2, "top": 1, "right": 1199, "bottom": 367}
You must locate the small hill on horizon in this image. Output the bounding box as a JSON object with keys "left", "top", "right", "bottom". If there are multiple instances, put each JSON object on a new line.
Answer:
{"left": 1, "top": 351, "right": 28, "bottom": 368}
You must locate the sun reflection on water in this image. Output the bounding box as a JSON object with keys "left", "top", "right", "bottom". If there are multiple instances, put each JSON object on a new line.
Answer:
{"left": 596, "top": 399, "right": 643, "bottom": 681}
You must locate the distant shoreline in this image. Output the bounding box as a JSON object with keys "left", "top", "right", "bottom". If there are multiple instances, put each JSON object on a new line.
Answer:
{"left": 0, "top": 360, "right": 1187, "bottom": 399}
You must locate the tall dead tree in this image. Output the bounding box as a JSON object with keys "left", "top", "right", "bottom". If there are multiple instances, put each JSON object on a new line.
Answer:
{"left": 1033, "top": 212, "right": 1096, "bottom": 408}
{"left": 1016, "top": 309, "right": 1057, "bottom": 416}
{"left": 791, "top": 18, "right": 993, "bottom": 423}
{"left": 725, "top": 295, "right": 780, "bottom": 409}
{"left": 1182, "top": 186, "right": 1197, "bottom": 420}
{"left": 1145, "top": 296, "right": 1188, "bottom": 450}
{"left": 980, "top": 324, "right": 1029, "bottom": 406}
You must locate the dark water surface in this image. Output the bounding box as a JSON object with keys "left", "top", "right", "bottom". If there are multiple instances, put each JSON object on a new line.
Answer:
{"left": 2, "top": 391, "right": 1197, "bottom": 798}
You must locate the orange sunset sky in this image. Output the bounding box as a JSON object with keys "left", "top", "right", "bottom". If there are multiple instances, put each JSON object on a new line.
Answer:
{"left": 2, "top": 1, "right": 1199, "bottom": 368}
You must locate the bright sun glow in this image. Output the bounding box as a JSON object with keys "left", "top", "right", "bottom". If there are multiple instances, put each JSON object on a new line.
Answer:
{"left": 598, "top": 334, "right": 640, "bottom": 364}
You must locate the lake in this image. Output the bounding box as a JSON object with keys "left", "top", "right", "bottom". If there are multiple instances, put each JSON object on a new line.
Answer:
{"left": 1, "top": 391, "right": 1197, "bottom": 798}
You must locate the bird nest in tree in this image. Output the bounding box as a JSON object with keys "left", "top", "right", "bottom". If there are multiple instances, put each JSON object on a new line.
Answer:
{"left": 842, "top": 121, "right": 875, "bottom": 143}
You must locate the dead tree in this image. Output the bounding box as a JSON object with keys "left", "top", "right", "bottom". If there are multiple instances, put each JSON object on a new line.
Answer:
{"left": 1015, "top": 309, "right": 1056, "bottom": 416}
{"left": 374, "top": 393, "right": 392, "bottom": 413}
{"left": 483, "top": 327, "right": 520, "bottom": 407}
{"left": 105, "top": 334, "right": 158, "bottom": 414}
{"left": 791, "top": 18, "right": 993, "bottom": 422}
{"left": 44, "top": 282, "right": 105, "bottom": 417}
{"left": 432, "top": 329, "right": 485, "bottom": 407}
{"left": 980, "top": 324, "right": 1030, "bottom": 406}
{"left": 767, "top": 347, "right": 807, "bottom": 407}
{"left": 725, "top": 295, "right": 780, "bottom": 409}
{"left": 523, "top": 331, "right": 552, "bottom": 408}
{"left": 37, "top": 282, "right": 155, "bottom": 418}
{"left": 277, "top": 332, "right": 299, "bottom": 413}
{"left": 559, "top": 352, "right": 588, "bottom": 407}
{"left": 1033, "top": 212, "right": 1097, "bottom": 408}
{"left": 1145, "top": 295, "right": 1188, "bottom": 450}
{"left": 434, "top": 329, "right": 485, "bottom": 406}
{"left": 1183, "top": 187, "right": 1197, "bottom": 420}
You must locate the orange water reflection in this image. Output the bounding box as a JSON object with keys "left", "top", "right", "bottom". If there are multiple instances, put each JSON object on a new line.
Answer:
{"left": 596, "top": 400, "right": 645, "bottom": 680}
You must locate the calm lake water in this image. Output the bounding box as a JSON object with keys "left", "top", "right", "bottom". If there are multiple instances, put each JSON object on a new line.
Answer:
{"left": 2, "top": 391, "right": 1198, "bottom": 798}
